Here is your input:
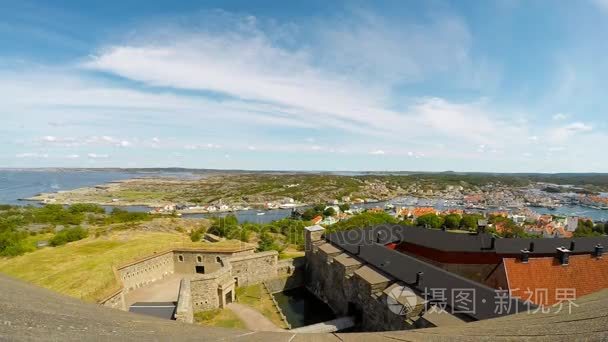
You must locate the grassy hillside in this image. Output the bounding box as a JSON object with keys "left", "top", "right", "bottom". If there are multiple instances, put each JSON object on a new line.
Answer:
{"left": 0, "top": 231, "right": 247, "bottom": 302}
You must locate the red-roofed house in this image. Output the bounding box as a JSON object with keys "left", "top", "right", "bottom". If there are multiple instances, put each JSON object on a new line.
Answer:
{"left": 497, "top": 255, "right": 608, "bottom": 306}
{"left": 409, "top": 207, "right": 439, "bottom": 219}
{"left": 311, "top": 215, "right": 323, "bottom": 225}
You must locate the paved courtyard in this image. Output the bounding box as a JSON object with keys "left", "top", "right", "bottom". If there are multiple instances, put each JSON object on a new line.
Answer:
{"left": 124, "top": 274, "right": 184, "bottom": 307}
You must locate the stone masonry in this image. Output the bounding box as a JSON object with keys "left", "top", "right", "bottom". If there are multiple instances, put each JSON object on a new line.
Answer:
{"left": 305, "top": 226, "right": 425, "bottom": 332}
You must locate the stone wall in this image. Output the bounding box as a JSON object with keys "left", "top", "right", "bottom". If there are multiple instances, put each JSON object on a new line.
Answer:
{"left": 305, "top": 227, "right": 424, "bottom": 332}
{"left": 100, "top": 289, "right": 126, "bottom": 310}
{"left": 277, "top": 257, "right": 305, "bottom": 278}
{"left": 190, "top": 263, "right": 235, "bottom": 312}
{"left": 117, "top": 251, "right": 174, "bottom": 292}
{"left": 175, "top": 278, "right": 193, "bottom": 323}
{"left": 229, "top": 251, "right": 278, "bottom": 286}
{"left": 100, "top": 245, "right": 279, "bottom": 317}
{"left": 173, "top": 248, "right": 253, "bottom": 274}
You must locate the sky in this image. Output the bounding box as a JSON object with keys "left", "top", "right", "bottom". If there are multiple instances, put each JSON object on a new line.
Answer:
{"left": 1, "top": 0, "right": 608, "bottom": 172}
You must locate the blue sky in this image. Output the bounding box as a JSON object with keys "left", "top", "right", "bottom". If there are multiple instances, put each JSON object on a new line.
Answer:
{"left": 2, "top": 0, "right": 608, "bottom": 172}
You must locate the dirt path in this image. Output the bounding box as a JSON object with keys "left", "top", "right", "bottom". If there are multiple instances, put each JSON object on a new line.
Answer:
{"left": 227, "top": 303, "right": 284, "bottom": 332}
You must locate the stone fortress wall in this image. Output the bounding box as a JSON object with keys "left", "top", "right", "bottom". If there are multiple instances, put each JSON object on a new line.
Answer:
{"left": 99, "top": 245, "right": 302, "bottom": 323}
{"left": 118, "top": 251, "right": 175, "bottom": 291}
{"left": 99, "top": 246, "right": 256, "bottom": 310}
{"left": 305, "top": 226, "right": 426, "bottom": 332}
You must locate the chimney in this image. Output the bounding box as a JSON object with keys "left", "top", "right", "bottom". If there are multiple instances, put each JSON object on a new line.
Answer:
{"left": 556, "top": 246, "right": 570, "bottom": 266}
{"left": 520, "top": 249, "right": 530, "bottom": 263}
{"left": 594, "top": 244, "right": 604, "bottom": 258}
{"left": 570, "top": 241, "right": 575, "bottom": 251}
{"left": 529, "top": 242, "right": 535, "bottom": 252}
{"left": 415, "top": 271, "right": 424, "bottom": 287}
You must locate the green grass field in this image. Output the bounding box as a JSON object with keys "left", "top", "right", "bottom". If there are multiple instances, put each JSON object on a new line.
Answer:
{"left": 235, "top": 283, "right": 288, "bottom": 329}
{"left": 0, "top": 231, "right": 246, "bottom": 302}
{"left": 194, "top": 308, "right": 246, "bottom": 329}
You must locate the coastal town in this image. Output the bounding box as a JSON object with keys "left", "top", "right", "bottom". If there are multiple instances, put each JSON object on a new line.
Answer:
{"left": 23, "top": 172, "right": 608, "bottom": 240}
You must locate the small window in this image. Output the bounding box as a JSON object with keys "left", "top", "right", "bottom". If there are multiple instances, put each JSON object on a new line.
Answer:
{"left": 177, "top": 254, "right": 184, "bottom": 262}
{"left": 197, "top": 255, "right": 203, "bottom": 263}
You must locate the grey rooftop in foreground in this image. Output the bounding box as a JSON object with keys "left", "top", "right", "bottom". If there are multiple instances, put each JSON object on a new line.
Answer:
{"left": 1, "top": 273, "right": 607, "bottom": 341}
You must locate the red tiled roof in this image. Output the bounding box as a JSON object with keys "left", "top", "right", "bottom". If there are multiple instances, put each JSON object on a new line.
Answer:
{"left": 503, "top": 255, "right": 608, "bottom": 306}
{"left": 311, "top": 215, "right": 323, "bottom": 224}
{"left": 411, "top": 207, "right": 437, "bottom": 218}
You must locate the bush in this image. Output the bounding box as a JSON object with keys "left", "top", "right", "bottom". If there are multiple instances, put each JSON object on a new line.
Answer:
{"left": 104, "top": 208, "right": 152, "bottom": 224}
{"left": 50, "top": 226, "right": 88, "bottom": 247}
{"left": 190, "top": 226, "right": 206, "bottom": 242}
{"left": 0, "top": 230, "right": 32, "bottom": 256}
{"left": 68, "top": 203, "right": 105, "bottom": 214}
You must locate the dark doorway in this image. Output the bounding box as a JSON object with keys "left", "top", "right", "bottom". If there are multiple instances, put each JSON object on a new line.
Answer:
{"left": 195, "top": 265, "right": 205, "bottom": 274}
{"left": 347, "top": 302, "right": 362, "bottom": 325}
{"left": 225, "top": 291, "right": 232, "bottom": 305}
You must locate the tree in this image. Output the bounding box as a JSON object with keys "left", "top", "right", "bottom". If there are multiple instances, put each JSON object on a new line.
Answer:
{"left": 593, "top": 223, "right": 606, "bottom": 235}
{"left": 339, "top": 204, "right": 350, "bottom": 212}
{"left": 328, "top": 212, "right": 397, "bottom": 232}
{"left": 461, "top": 214, "right": 484, "bottom": 231}
{"left": 443, "top": 214, "right": 462, "bottom": 229}
{"left": 323, "top": 207, "right": 336, "bottom": 217}
{"left": 574, "top": 219, "right": 599, "bottom": 237}
{"left": 301, "top": 208, "right": 318, "bottom": 221}
{"left": 313, "top": 203, "right": 326, "bottom": 212}
{"left": 416, "top": 214, "right": 444, "bottom": 229}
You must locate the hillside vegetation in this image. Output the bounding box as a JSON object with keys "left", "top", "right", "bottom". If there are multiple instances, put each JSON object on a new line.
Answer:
{"left": 0, "top": 230, "right": 246, "bottom": 302}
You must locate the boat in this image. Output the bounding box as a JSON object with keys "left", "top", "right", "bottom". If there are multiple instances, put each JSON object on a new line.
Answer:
{"left": 256, "top": 212, "right": 265, "bottom": 216}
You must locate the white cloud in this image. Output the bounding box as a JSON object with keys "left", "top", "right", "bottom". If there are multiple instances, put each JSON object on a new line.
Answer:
{"left": 15, "top": 152, "right": 48, "bottom": 158}
{"left": 369, "top": 150, "right": 385, "bottom": 155}
{"left": 549, "top": 122, "right": 593, "bottom": 142}
{"left": 184, "top": 143, "right": 221, "bottom": 150}
{"left": 65, "top": 154, "right": 80, "bottom": 159}
{"left": 552, "top": 113, "right": 567, "bottom": 121}
{"left": 87, "top": 153, "right": 109, "bottom": 159}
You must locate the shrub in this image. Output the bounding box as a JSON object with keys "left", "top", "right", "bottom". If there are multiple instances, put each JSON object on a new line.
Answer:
{"left": 50, "top": 226, "right": 88, "bottom": 247}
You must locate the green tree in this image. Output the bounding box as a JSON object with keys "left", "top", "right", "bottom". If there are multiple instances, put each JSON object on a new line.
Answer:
{"left": 416, "top": 213, "right": 444, "bottom": 229}
{"left": 328, "top": 212, "right": 397, "bottom": 232}
{"left": 339, "top": 204, "right": 350, "bottom": 212}
{"left": 313, "top": 203, "right": 326, "bottom": 212}
{"left": 301, "top": 208, "right": 318, "bottom": 221}
{"left": 461, "top": 214, "right": 484, "bottom": 231}
{"left": 443, "top": 214, "right": 462, "bottom": 229}
{"left": 574, "top": 219, "right": 599, "bottom": 237}
{"left": 323, "top": 207, "right": 336, "bottom": 217}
